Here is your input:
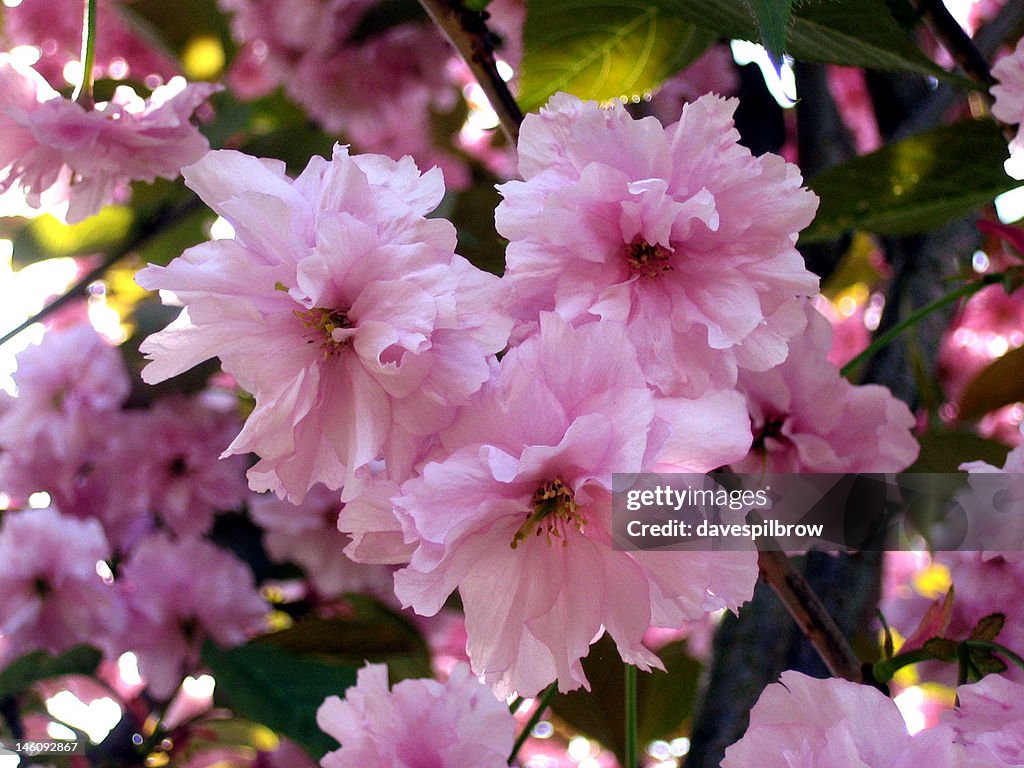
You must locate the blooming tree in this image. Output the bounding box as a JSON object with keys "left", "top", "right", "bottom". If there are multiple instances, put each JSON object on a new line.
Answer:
{"left": 1, "top": 0, "right": 1024, "bottom": 767}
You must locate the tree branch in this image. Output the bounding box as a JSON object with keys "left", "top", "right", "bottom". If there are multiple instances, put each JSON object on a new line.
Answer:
{"left": 417, "top": 0, "right": 524, "bottom": 145}
{"left": 757, "top": 550, "right": 863, "bottom": 682}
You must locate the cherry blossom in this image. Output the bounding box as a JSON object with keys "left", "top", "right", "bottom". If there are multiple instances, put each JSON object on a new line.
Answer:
{"left": 137, "top": 145, "right": 510, "bottom": 502}
{"left": 393, "top": 314, "right": 757, "bottom": 696}
{"left": 496, "top": 92, "right": 820, "bottom": 397}
{"left": 316, "top": 663, "right": 514, "bottom": 768}
{"left": 0, "top": 54, "right": 218, "bottom": 222}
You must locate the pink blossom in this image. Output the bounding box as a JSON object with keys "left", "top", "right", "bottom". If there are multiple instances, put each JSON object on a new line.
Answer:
{"left": 393, "top": 314, "right": 757, "bottom": 696}
{"left": 0, "top": 54, "right": 218, "bottom": 222}
{"left": 827, "top": 66, "right": 883, "bottom": 154}
{"left": 220, "top": 0, "right": 469, "bottom": 186}
{"left": 132, "top": 395, "right": 249, "bottom": 538}
{"left": 496, "top": 92, "right": 819, "bottom": 397}
{"left": 316, "top": 663, "right": 515, "bottom": 768}
{"left": 947, "top": 674, "right": 1024, "bottom": 764}
{"left": 137, "top": 145, "right": 510, "bottom": 503}
{"left": 722, "top": 670, "right": 982, "bottom": 768}
{"left": 2, "top": 0, "right": 179, "bottom": 89}
{"left": 0, "top": 507, "right": 124, "bottom": 659}
{"left": 118, "top": 533, "right": 269, "bottom": 699}
{"left": 0, "top": 325, "right": 130, "bottom": 459}
{"left": 733, "top": 302, "right": 919, "bottom": 472}
{"left": 992, "top": 37, "right": 1024, "bottom": 175}
{"left": 812, "top": 294, "right": 871, "bottom": 367}
{"left": 249, "top": 484, "right": 394, "bottom": 598}
{"left": 646, "top": 44, "right": 740, "bottom": 126}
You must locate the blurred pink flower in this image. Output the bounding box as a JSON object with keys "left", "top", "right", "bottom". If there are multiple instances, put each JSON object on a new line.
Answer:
{"left": 992, "top": 37, "right": 1024, "bottom": 175}
{"left": 946, "top": 674, "right": 1024, "bottom": 764}
{"left": 2, "top": 0, "right": 180, "bottom": 88}
{"left": 249, "top": 484, "right": 394, "bottom": 598}
{"left": 119, "top": 533, "right": 269, "bottom": 699}
{"left": 734, "top": 302, "right": 918, "bottom": 472}
{"left": 137, "top": 145, "right": 510, "bottom": 503}
{"left": 0, "top": 507, "right": 124, "bottom": 659}
{"left": 496, "top": 92, "right": 819, "bottom": 397}
{"left": 0, "top": 55, "right": 218, "bottom": 222}
{"left": 827, "top": 66, "right": 883, "bottom": 154}
{"left": 0, "top": 325, "right": 130, "bottom": 459}
{"left": 221, "top": 0, "right": 469, "bottom": 186}
{"left": 129, "top": 396, "right": 250, "bottom": 538}
{"left": 646, "top": 44, "right": 740, "bottom": 125}
{"left": 393, "top": 314, "right": 757, "bottom": 696}
{"left": 317, "top": 663, "right": 514, "bottom": 768}
{"left": 722, "top": 670, "right": 980, "bottom": 768}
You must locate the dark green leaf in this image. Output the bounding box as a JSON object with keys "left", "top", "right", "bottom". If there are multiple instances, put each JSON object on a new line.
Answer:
{"left": 520, "top": 0, "right": 715, "bottom": 111}
{"left": 803, "top": 120, "right": 1016, "bottom": 243}
{"left": 348, "top": 0, "right": 429, "bottom": 43}
{"left": 201, "top": 641, "right": 358, "bottom": 760}
{"left": 656, "top": 0, "right": 959, "bottom": 81}
{"left": 744, "top": 0, "right": 793, "bottom": 64}
{"left": 922, "top": 637, "right": 957, "bottom": 661}
{"left": 970, "top": 648, "right": 1009, "bottom": 676}
{"left": 958, "top": 345, "right": 1024, "bottom": 421}
{"left": 257, "top": 597, "right": 433, "bottom": 682}
{"left": 0, "top": 646, "right": 103, "bottom": 698}
{"left": 549, "top": 636, "right": 702, "bottom": 762}
{"left": 906, "top": 430, "right": 1009, "bottom": 473}
{"left": 970, "top": 613, "right": 1006, "bottom": 642}
{"left": 446, "top": 183, "right": 507, "bottom": 276}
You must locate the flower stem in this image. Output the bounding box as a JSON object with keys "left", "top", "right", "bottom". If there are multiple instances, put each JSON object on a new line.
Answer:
{"left": 841, "top": 272, "right": 1005, "bottom": 378}
{"left": 871, "top": 647, "right": 934, "bottom": 684}
{"left": 417, "top": 0, "right": 523, "bottom": 145}
{"left": 72, "top": 0, "right": 97, "bottom": 107}
{"left": 624, "top": 663, "right": 638, "bottom": 768}
{"left": 507, "top": 682, "right": 557, "bottom": 766}
{"left": 964, "top": 639, "right": 1024, "bottom": 673}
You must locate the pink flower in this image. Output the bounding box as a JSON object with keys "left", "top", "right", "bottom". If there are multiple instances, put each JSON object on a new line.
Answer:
{"left": 3, "top": 0, "right": 179, "bottom": 89}
{"left": 722, "top": 670, "right": 980, "bottom": 768}
{"left": 137, "top": 145, "right": 510, "bottom": 503}
{"left": 249, "top": 484, "right": 394, "bottom": 598}
{"left": 393, "top": 314, "right": 757, "bottom": 696}
{"left": 316, "top": 663, "right": 515, "bottom": 768}
{"left": 119, "top": 533, "right": 269, "bottom": 699}
{"left": 733, "top": 302, "right": 919, "bottom": 472}
{"left": 0, "top": 325, "right": 130, "bottom": 459}
{"left": 0, "top": 54, "right": 218, "bottom": 222}
{"left": 496, "top": 92, "right": 819, "bottom": 397}
{"left": 0, "top": 507, "right": 124, "bottom": 659}
{"left": 992, "top": 37, "right": 1024, "bottom": 176}
{"left": 220, "top": 0, "right": 469, "bottom": 186}
{"left": 132, "top": 395, "right": 249, "bottom": 538}
{"left": 947, "top": 674, "right": 1024, "bottom": 764}
{"left": 646, "top": 44, "right": 740, "bottom": 126}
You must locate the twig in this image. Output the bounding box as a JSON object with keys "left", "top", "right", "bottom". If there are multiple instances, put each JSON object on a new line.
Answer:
{"left": 757, "top": 550, "right": 863, "bottom": 682}
{"left": 417, "top": 0, "right": 524, "bottom": 145}
{"left": 0, "top": 195, "right": 203, "bottom": 348}
{"left": 912, "top": 0, "right": 1016, "bottom": 142}
{"left": 72, "top": 0, "right": 97, "bottom": 107}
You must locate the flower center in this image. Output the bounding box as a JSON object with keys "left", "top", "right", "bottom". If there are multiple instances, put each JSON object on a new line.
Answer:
{"left": 511, "top": 477, "right": 585, "bottom": 549}
{"left": 296, "top": 307, "right": 354, "bottom": 358}
{"left": 625, "top": 237, "right": 673, "bottom": 279}
{"left": 751, "top": 416, "right": 786, "bottom": 453}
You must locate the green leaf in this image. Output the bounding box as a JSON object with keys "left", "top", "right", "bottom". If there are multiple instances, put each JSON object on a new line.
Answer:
{"left": 549, "top": 636, "right": 702, "bottom": 762}
{"left": 0, "top": 646, "right": 103, "bottom": 698}
{"left": 970, "top": 648, "right": 1009, "bottom": 676}
{"left": 958, "top": 345, "right": 1024, "bottom": 421}
{"left": 744, "top": 0, "right": 793, "bottom": 64}
{"left": 970, "top": 613, "right": 1007, "bottom": 642}
{"left": 906, "top": 429, "right": 1009, "bottom": 473}
{"left": 802, "top": 120, "right": 1016, "bottom": 243}
{"left": 12, "top": 208, "right": 134, "bottom": 267}
{"left": 519, "top": 0, "right": 715, "bottom": 111}
{"left": 257, "top": 597, "right": 433, "bottom": 682}
{"left": 201, "top": 641, "right": 358, "bottom": 760}
{"left": 656, "top": 0, "right": 958, "bottom": 81}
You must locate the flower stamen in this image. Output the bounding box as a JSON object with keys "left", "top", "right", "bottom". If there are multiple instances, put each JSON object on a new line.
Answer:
{"left": 295, "top": 307, "right": 354, "bottom": 358}
{"left": 625, "top": 237, "right": 673, "bottom": 279}
{"left": 511, "top": 477, "right": 585, "bottom": 549}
